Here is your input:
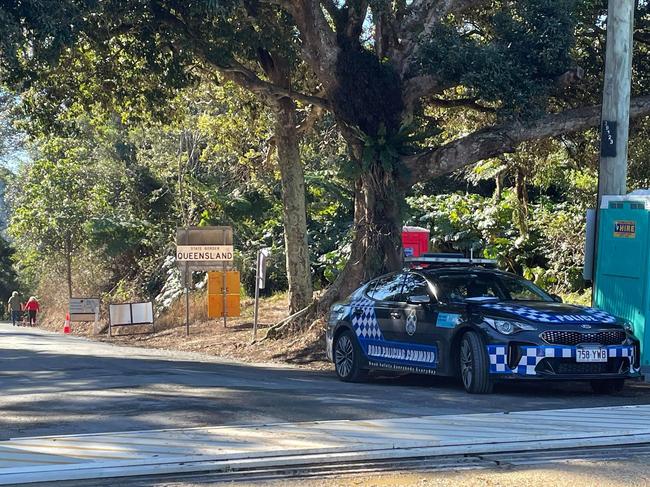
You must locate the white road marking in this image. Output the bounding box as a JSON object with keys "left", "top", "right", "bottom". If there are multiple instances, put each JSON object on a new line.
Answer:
{"left": 2, "top": 404, "right": 650, "bottom": 484}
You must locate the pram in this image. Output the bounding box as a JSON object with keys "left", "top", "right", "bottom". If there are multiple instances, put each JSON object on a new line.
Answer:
{"left": 19, "top": 307, "right": 29, "bottom": 326}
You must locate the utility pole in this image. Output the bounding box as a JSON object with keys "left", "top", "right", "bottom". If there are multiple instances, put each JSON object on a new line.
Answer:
{"left": 588, "top": 1, "right": 635, "bottom": 299}
{"left": 598, "top": 0, "right": 635, "bottom": 200}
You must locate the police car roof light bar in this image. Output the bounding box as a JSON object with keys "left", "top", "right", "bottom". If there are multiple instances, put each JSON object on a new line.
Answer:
{"left": 405, "top": 255, "right": 498, "bottom": 269}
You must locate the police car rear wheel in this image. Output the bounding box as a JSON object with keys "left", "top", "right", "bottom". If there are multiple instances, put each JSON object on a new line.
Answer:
{"left": 590, "top": 378, "right": 625, "bottom": 394}
{"left": 335, "top": 330, "right": 367, "bottom": 382}
{"left": 460, "top": 332, "right": 493, "bottom": 394}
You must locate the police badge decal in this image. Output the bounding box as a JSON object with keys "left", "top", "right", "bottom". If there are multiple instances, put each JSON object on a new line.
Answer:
{"left": 406, "top": 309, "right": 417, "bottom": 336}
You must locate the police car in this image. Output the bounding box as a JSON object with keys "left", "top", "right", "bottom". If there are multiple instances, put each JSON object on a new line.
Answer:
{"left": 326, "top": 255, "right": 642, "bottom": 394}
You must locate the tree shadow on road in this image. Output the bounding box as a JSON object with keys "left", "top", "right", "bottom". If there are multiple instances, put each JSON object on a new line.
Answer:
{"left": 2, "top": 345, "right": 650, "bottom": 440}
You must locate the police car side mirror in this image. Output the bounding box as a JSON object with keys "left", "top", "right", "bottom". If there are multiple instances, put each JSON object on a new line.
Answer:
{"left": 551, "top": 294, "right": 563, "bottom": 303}
{"left": 407, "top": 295, "right": 431, "bottom": 305}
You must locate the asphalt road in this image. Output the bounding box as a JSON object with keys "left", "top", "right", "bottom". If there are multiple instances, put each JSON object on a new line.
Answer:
{"left": 3, "top": 323, "right": 650, "bottom": 440}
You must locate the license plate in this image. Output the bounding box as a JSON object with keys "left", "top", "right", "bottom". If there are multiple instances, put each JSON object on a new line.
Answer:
{"left": 576, "top": 347, "right": 608, "bottom": 363}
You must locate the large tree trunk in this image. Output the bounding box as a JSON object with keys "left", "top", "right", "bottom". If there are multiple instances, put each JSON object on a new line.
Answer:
{"left": 260, "top": 51, "right": 313, "bottom": 313}
{"left": 274, "top": 97, "right": 313, "bottom": 313}
{"left": 514, "top": 166, "right": 529, "bottom": 235}
{"left": 64, "top": 237, "right": 73, "bottom": 299}
{"left": 317, "top": 166, "right": 403, "bottom": 313}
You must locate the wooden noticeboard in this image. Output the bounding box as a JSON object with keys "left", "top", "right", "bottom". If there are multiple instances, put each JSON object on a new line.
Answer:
{"left": 207, "top": 271, "right": 241, "bottom": 318}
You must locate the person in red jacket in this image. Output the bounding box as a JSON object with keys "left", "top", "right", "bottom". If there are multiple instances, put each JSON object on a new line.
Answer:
{"left": 24, "top": 296, "right": 40, "bottom": 327}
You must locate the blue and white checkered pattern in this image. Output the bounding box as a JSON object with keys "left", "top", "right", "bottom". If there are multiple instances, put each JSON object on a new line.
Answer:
{"left": 581, "top": 307, "right": 619, "bottom": 323}
{"left": 481, "top": 303, "right": 617, "bottom": 324}
{"left": 488, "top": 344, "right": 635, "bottom": 376}
{"left": 350, "top": 297, "right": 384, "bottom": 341}
{"left": 608, "top": 347, "right": 633, "bottom": 358}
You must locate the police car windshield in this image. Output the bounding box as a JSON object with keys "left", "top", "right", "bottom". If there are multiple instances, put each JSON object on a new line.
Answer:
{"left": 434, "top": 272, "right": 553, "bottom": 303}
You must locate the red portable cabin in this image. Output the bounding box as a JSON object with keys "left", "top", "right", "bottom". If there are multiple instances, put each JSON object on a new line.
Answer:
{"left": 402, "top": 226, "right": 430, "bottom": 257}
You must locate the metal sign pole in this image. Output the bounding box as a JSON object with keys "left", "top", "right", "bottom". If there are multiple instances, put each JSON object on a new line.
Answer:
{"left": 222, "top": 260, "right": 227, "bottom": 328}
{"left": 185, "top": 264, "right": 190, "bottom": 336}
{"left": 253, "top": 250, "right": 261, "bottom": 342}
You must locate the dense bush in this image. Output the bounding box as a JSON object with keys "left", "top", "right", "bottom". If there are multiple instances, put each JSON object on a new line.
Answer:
{"left": 406, "top": 190, "right": 588, "bottom": 293}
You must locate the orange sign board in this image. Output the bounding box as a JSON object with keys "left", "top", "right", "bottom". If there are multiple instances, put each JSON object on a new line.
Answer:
{"left": 208, "top": 271, "right": 240, "bottom": 294}
{"left": 207, "top": 271, "right": 241, "bottom": 318}
{"left": 208, "top": 294, "right": 241, "bottom": 318}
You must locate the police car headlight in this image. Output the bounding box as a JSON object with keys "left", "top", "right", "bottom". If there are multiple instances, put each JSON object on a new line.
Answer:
{"left": 328, "top": 305, "right": 346, "bottom": 325}
{"left": 485, "top": 318, "right": 536, "bottom": 335}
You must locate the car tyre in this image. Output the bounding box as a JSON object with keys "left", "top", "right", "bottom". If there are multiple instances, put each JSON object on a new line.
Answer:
{"left": 459, "top": 332, "right": 494, "bottom": 394}
{"left": 590, "top": 378, "right": 625, "bottom": 395}
{"left": 334, "top": 330, "right": 368, "bottom": 382}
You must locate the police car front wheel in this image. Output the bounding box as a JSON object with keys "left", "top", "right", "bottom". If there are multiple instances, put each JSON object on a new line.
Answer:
{"left": 334, "top": 330, "right": 368, "bottom": 382}
{"left": 459, "top": 332, "right": 494, "bottom": 394}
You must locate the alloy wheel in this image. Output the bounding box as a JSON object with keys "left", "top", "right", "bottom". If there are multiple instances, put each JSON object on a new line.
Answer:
{"left": 335, "top": 334, "right": 354, "bottom": 378}
{"left": 460, "top": 339, "right": 473, "bottom": 388}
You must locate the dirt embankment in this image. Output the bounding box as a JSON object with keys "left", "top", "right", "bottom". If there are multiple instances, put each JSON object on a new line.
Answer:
{"left": 36, "top": 293, "right": 330, "bottom": 371}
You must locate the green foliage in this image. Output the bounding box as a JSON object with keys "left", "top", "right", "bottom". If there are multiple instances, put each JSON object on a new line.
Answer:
{"left": 8, "top": 140, "right": 96, "bottom": 256}
{"left": 407, "top": 189, "right": 588, "bottom": 293}
{"left": 2, "top": 0, "right": 647, "bottom": 310}
{"left": 0, "top": 235, "right": 19, "bottom": 312}
{"left": 417, "top": 0, "right": 577, "bottom": 118}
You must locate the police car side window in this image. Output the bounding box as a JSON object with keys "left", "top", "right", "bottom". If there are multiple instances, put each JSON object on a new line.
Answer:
{"left": 435, "top": 274, "right": 499, "bottom": 302}
{"left": 399, "top": 274, "right": 430, "bottom": 301}
{"left": 368, "top": 274, "right": 405, "bottom": 302}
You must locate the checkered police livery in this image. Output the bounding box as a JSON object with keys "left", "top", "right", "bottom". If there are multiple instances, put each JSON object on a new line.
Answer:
{"left": 488, "top": 344, "right": 636, "bottom": 375}
{"left": 350, "top": 297, "right": 384, "bottom": 341}
{"left": 482, "top": 303, "right": 618, "bottom": 324}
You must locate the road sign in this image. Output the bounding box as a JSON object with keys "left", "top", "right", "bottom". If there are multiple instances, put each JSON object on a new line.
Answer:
{"left": 69, "top": 298, "right": 100, "bottom": 322}
{"left": 257, "top": 248, "right": 270, "bottom": 290}
{"left": 176, "top": 226, "right": 234, "bottom": 272}
{"left": 176, "top": 226, "right": 235, "bottom": 334}
{"left": 108, "top": 302, "right": 155, "bottom": 336}
{"left": 176, "top": 245, "right": 234, "bottom": 262}
{"left": 207, "top": 271, "right": 240, "bottom": 318}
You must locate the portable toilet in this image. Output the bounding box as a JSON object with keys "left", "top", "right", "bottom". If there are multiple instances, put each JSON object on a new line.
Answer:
{"left": 593, "top": 193, "right": 650, "bottom": 365}
{"left": 402, "top": 226, "right": 430, "bottom": 257}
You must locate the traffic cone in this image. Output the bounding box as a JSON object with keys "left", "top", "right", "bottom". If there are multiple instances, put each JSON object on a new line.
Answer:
{"left": 63, "top": 313, "right": 71, "bottom": 334}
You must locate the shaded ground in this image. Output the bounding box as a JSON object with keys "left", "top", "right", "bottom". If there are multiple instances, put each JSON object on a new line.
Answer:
{"left": 3, "top": 324, "right": 650, "bottom": 441}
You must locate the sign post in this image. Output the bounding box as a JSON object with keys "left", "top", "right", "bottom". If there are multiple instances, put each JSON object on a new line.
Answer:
{"left": 176, "top": 226, "right": 234, "bottom": 335}
{"left": 185, "top": 265, "right": 190, "bottom": 336}
{"left": 222, "top": 260, "right": 227, "bottom": 328}
{"left": 252, "top": 248, "right": 270, "bottom": 342}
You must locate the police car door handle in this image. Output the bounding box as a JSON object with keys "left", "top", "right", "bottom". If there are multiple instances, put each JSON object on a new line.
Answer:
{"left": 390, "top": 312, "right": 401, "bottom": 319}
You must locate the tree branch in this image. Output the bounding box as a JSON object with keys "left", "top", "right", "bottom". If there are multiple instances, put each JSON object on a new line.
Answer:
{"left": 282, "top": 0, "right": 340, "bottom": 90}
{"left": 402, "top": 75, "right": 446, "bottom": 113}
{"left": 429, "top": 96, "right": 496, "bottom": 113}
{"left": 402, "top": 95, "right": 650, "bottom": 186}
{"left": 151, "top": 3, "right": 331, "bottom": 109}
{"left": 344, "top": 0, "right": 369, "bottom": 40}
{"left": 220, "top": 60, "right": 330, "bottom": 109}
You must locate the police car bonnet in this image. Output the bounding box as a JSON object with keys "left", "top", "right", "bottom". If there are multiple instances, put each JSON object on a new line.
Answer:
{"left": 480, "top": 302, "right": 618, "bottom": 324}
